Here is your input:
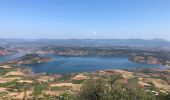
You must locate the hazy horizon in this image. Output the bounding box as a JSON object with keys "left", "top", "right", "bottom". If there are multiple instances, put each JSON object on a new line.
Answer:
{"left": 1, "top": 34, "right": 170, "bottom": 40}
{"left": 0, "top": 38, "right": 169, "bottom": 42}
{"left": 0, "top": 0, "right": 170, "bottom": 40}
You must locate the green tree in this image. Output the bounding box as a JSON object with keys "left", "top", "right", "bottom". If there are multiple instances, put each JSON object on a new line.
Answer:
{"left": 59, "top": 92, "right": 76, "bottom": 100}
{"left": 108, "top": 74, "right": 123, "bottom": 89}
{"left": 78, "top": 78, "right": 111, "bottom": 100}
{"left": 33, "top": 82, "right": 48, "bottom": 96}
{"left": 78, "top": 77, "right": 156, "bottom": 100}
{"left": 156, "top": 92, "right": 170, "bottom": 100}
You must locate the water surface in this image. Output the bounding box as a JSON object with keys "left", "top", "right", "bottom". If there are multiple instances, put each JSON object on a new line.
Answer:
{"left": 24, "top": 55, "right": 165, "bottom": 74}
{"left": 0, "top": 54, "right": 166, "bottom": 74}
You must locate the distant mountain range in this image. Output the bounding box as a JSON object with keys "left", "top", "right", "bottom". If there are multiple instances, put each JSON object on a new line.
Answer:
{"left": 0, "top": 39, "right": 170, "bottom": 49}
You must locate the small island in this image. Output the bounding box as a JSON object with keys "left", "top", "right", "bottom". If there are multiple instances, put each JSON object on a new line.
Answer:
{"left": 15, "top": 54, "right": 51, "bottom": 64}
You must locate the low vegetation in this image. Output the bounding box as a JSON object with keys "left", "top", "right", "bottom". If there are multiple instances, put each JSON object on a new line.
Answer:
{"left": 0, "top": 64, "right": 169, "bottom": 100}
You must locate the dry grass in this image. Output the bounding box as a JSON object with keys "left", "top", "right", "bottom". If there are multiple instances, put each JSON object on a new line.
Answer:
{"left": 5, "top": 92, "right": 19, "bottom": 98}
{"left": 25, "top": 90, "right": 33, "bottom": 96}
{"left": 43, "top": 90, "right": 63, "bottom": 96}
{"left": 71, "top": 74, "right": 88, "bottom": 80}
{"left": 138, "top": 78, "right": 151, "bottom": 86}
{"left": 15, "top": 92, "right": 25, "bottom": 100}
{"left": 18, "top": 80, "right": 33, "bottom": 84}
{"left": 0, "top": 87, "right": 8, "bottom": 92}
{"left": 50, "top": 83, "right": 81, "bottom": 91}
{"left": 37, "top": 76, "right": 55, "bottom": 82}
{"left": 5, "top": 71, "right": 24, "bottom": 76}
{"left": 0, "top": 65, "right": 12, "bottom": 69}
{"left": 139, "top": 77, "right": 170, "bottom": 92}
{"left": 114, "top": 70, "right": 134, "bottom": 79}
{"left": 0, "top": 77, "right": 21, "bottom": 83}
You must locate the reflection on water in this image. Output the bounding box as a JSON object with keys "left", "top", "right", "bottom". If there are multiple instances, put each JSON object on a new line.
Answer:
{"left": 23, "top": 55, "right": 165, "bottom": 74}
{"left": 0, "top": 54, "right": 166, "bottom": 74}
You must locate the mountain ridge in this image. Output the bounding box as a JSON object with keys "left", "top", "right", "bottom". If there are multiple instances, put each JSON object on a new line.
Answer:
{"left": 0, "top": 39, "right": 170, "bottom": 49}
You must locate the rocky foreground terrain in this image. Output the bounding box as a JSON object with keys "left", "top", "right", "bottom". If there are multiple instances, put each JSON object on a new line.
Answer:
{"left": 0, "top": 64, "right": 169, "bottom": 99}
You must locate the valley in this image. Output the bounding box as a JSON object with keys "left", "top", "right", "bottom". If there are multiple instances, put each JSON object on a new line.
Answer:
{"left": 1, "top": 0, "right": 170, "bottom": 99}
{"left": 0, "top": 39, "right": 170, "bottom": 99}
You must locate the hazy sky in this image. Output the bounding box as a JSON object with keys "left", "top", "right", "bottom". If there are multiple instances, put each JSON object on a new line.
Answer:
{"left": 0, "top": 0, "right": 170, "bottom": 40}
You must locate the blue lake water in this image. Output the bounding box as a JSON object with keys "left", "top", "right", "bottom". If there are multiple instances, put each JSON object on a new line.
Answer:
{"left": 0, "top": 53, "right": 24, "bottom": 63}
{"left": 0, "top": 54, "right": 166, "bottom": 74}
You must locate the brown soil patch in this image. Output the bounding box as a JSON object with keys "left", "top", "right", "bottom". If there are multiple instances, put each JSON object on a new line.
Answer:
{"left": 15, "top": 92, "right": 25, "bottom": 100}
{"left": 18, "top": 80, "right": 33, "bottom": 83}
{"left": 71, "top": 74, "right": 88, "bottom": 80}
{"left": 50, "top": 83, "right": 75, "bottom": 87}
{"left": 117, "top": 79, "right": 128, "bottom": 84}
{"left": 138, "top": 78, "right": 151, "bottom": 86}
{"left": 50, "top": 83, "right": 81, "bottom": 91}
{"left": 5, "top": 92, "right": 19, "bottom": 98}
{"left": 37, "top": 76, "right": 55, "bottom": 82}
{"left": 0, "top": 77, "right": 21, "bottom": 83}
{"left": 104, "top": 70, "right": 120, "bottom": 74}
{"left": 0, "top": 65, "right": 12, "bottom": 69}
{"left": 43, "top": 90, "right": 63, "bottom": 96}
{"left": 142, "top": 78, "right": 170, "bottom": 92}
{"left": 5, "top": 71, "right": 24, "bottom": 76}
{"left": 0, "top": 87, "right": 8, "bottom": 92}
{"left": 114, "top": 70, "right": 134, "bottom": 79}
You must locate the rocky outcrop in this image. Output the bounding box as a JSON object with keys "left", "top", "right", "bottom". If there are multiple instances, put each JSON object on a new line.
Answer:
{"left": 16, "top": 54, "right": 51, "bottom": 64}
{"left": 129, "top": 54, "right": 170, "bottom": 65}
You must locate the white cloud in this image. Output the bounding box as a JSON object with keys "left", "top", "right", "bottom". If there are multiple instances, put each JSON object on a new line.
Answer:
{"left": 92, "top": 31, "right": 97, "bottom": 35}
{"left": 87, "top": 31, "right": 97, "bottom": 36}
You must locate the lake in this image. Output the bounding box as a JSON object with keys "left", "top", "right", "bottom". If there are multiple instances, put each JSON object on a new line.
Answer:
{"left": 0, "top": 54, "right": 166, "bottom": 74}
